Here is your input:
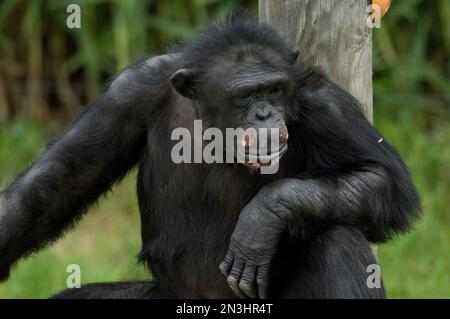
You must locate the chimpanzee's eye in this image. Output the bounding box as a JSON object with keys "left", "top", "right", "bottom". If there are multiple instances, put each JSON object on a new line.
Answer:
{"left": 239, "top": 92, "right": 251, "bottom": 99}
{"left": 268, "top": 86, "right": 282, "bottom": 99}
{"left": 232, "top": 90, "right": 252, "bottom": 106}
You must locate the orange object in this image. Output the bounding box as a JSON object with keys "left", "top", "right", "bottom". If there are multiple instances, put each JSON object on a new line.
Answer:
{"left": 372, "top": 0, "right": 392, "bottom": 18}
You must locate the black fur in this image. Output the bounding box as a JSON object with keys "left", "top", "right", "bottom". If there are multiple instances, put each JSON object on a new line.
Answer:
{"left": 0, "top": 13, "right": 420, "bottom": 298}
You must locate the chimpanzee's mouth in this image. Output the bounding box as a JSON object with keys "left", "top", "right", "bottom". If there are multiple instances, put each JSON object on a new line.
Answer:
{"left": 237, "top": 143, "right": 288, "bottom": 169}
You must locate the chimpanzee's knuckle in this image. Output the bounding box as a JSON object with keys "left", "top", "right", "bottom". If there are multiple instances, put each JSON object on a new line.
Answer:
{"left": 227, "top": 276, "right": 239, "bottom": 288}
{"left": 230, "top": 267, "right": 242, "bottom": 278}
{"left": 238, "top": 281, "right": 251, "bottom": 290}
{"left": 256, "top": 273, "right": 267, "bottom": 284}
{"left": 239, "top": 282, "right": 256, "bottom": 296}
{"left": 219, "top": 263, "right": 229, "bottom": 275}
{"left": 240, "top": 269, "right": 253, "bottom": 280}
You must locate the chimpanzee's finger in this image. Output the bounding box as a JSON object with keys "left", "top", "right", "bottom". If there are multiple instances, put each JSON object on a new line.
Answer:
{"left": 219, "top": 251, "right": 234, "bottom": 276}
{"left": 256, "top": 263, "right": 270, "bottom": 299}
{"left": 227, "top": 259, "right": 247, "bottom": 299}
{"left": 239, "top": 264, "right": 258, "bottom": 299}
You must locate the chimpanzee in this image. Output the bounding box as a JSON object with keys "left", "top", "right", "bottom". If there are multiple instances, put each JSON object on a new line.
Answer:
{"left": 0, "top": 13, "right": 420, "bottom": 299}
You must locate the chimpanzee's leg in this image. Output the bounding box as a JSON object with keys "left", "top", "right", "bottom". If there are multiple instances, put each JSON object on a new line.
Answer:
{"left": 51, "top": 281, "right": 165, "bottom": 299}
{"left": 271, "top": 225, "right": 385, "bottom": 299}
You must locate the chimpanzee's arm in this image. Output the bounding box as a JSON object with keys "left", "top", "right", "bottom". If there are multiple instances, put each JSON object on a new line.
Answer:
{"left": 244, "top": 163, "right": 417, "bottom": 243}
{"left": 220, "top": 69, "right": 421, "bottom": 299}
{"left": 270, "top": 70, "right": 421, "bottom": 241}
{"left": 0, "top": 55, "right": 175, "bottom": 281}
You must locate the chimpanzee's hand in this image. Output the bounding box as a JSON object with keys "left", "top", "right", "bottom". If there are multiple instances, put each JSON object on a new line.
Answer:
{"left": 219, "top": 189, "right": 288, "bottom": 299}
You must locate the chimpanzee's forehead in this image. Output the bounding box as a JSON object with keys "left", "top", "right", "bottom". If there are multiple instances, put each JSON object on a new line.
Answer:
{"left": 204, "top": 53, "right": 290, "bottom": 91}
{"left": 226, "top": 68, "right": 289, "bottom": 91}
{"left": 206, "top": 45, "right": 288, "bottom": 73}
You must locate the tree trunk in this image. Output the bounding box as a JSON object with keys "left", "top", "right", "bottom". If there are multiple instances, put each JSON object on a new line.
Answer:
{"left": 259, "top": 0, "right": 376, "bottom": 255}
{"left": 259, "top": 0, "right": 373, "bottom": 121}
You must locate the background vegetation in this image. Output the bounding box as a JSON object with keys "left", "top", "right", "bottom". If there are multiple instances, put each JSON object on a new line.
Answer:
{"left": 0, "top": 0, "right": 449, "bottom": 298}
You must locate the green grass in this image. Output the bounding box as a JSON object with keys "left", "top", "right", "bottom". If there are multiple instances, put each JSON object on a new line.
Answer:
{"left": 374, "top": 106, "right": 450, "bottom": 298}
{"left": 0, "top": 111, "right": 449, "bottom": 298}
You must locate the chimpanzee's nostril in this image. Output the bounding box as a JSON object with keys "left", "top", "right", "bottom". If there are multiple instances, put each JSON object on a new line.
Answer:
{"left": 279, "top": 130, "right": 289, "bottom": 144}
{"left": 256, "top": 109, "right": 272, "bottom": 121}
{"left": 242, "top": 135, "right": 254, "bottom": 147}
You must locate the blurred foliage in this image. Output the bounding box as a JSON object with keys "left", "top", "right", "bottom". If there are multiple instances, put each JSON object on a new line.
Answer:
{"left": 373, "top": 0, "right": 450, "bottom": 120}
{"left": 0, "top": 0, "right": 448, "bottom": 123}
{"left": 0, "top": 0, "right": 449, "bottom": 298}
{"left": 0, "top": 0, "right": 254, "bottom": 124}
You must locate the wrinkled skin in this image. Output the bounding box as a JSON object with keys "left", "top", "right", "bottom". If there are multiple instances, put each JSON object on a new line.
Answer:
{"left": 219, "top": 188, "right": 287, "bottom": 299}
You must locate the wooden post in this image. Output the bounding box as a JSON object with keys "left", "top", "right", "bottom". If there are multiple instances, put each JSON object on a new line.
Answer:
{"left": 259, "top": 0, "right": 376, "bottom": 255}
{"left": 259, "top": 0, "right": 373, "bottom": 121}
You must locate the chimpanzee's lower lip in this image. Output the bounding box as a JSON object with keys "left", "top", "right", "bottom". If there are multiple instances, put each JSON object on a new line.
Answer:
{"left": 237, "top": 143, "right": 288, "bottom": 165}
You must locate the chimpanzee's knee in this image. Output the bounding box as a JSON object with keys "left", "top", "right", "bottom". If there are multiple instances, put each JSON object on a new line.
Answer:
{"left": 272, "top": 225, "right": 385, "bottom": 299}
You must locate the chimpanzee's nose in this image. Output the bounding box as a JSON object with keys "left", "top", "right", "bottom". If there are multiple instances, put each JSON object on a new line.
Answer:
{"left": 256, "top": 108, "right": 272, "bottom": 121}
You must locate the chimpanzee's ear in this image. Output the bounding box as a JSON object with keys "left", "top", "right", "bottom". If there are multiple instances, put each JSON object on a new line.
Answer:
{"left": 170, "top": 68, "right": 199, "bottom": 100}
{"left": 288, "top": 50, "right": 299, "bottom": 65}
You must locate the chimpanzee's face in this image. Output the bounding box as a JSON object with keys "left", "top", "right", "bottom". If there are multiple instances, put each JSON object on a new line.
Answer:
{"left": 170, "top": 49, "right": 294, "bottom": 168}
